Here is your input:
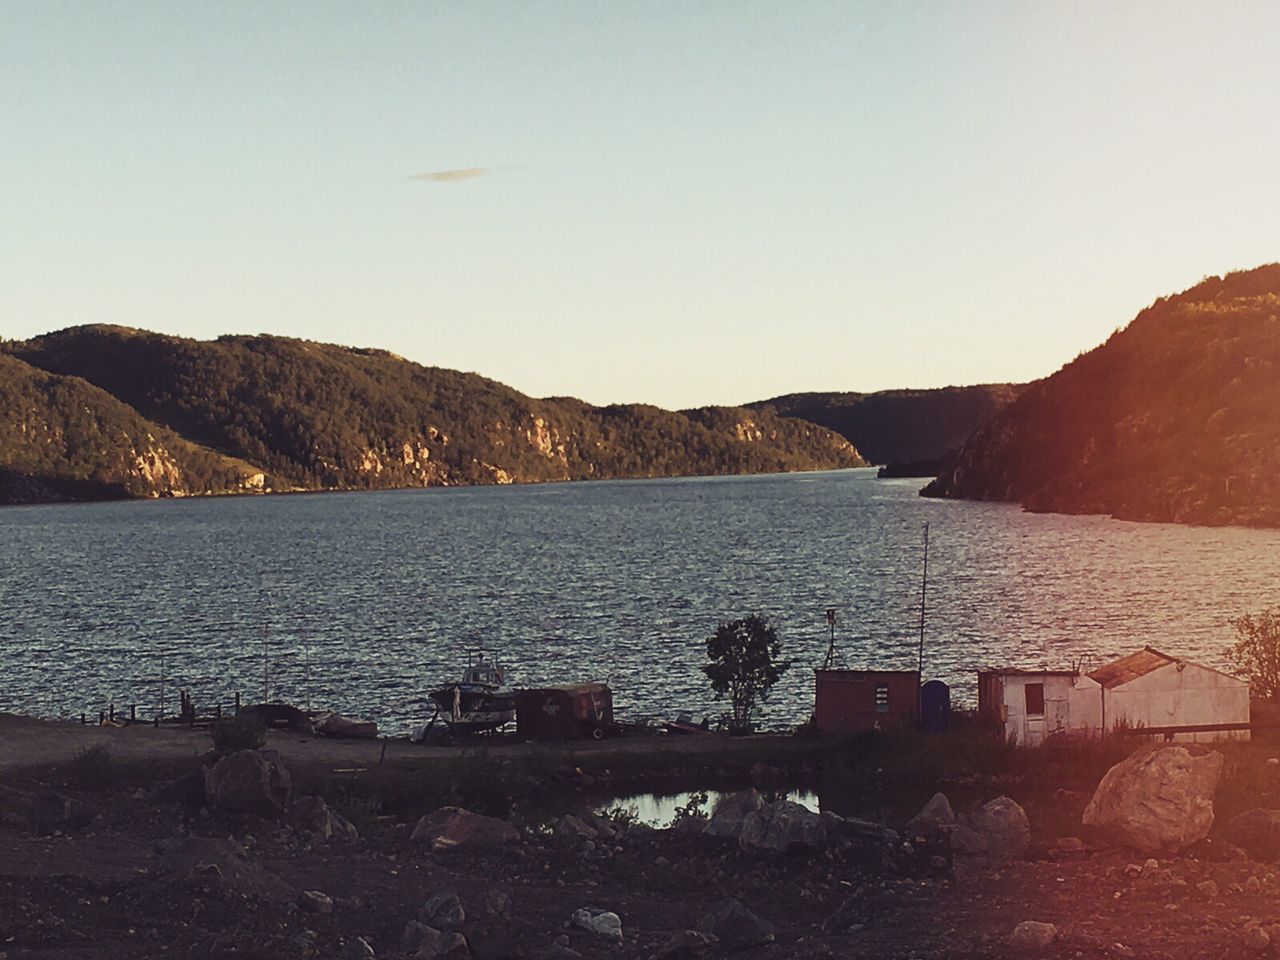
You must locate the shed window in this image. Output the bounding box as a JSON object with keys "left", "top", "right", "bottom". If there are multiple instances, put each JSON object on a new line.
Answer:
{"left": 1025, "top": 683, "right": 1045, "bottom": 716}
{"left": 875, "top": 684, "right": 889, "bottom": 713}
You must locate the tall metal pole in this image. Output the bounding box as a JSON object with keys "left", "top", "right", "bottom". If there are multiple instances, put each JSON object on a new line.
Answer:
{"left": 261, "top": 621, "right": 269, "bottom": 704}
{"left": 160, "top": 651, "right": 166, "bottom": 721}
{"left": 917, "top": 521, "right": 930, "bottom": 678}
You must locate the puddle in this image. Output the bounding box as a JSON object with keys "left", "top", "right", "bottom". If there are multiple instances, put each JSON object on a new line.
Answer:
{"left": 597, "top": 788, "right": 820, "bottom": 828}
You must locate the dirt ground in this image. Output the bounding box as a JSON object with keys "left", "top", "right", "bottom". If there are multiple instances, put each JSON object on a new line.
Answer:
{"left": 2, "top": 715, "right": 1280, "bottom": 960}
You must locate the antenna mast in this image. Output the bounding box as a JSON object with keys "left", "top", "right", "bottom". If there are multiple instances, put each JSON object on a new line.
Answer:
{"left": 917, "top": 521, "right": 930, "bottom": 678}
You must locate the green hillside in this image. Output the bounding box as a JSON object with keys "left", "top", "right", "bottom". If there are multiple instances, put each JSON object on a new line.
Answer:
{"left": 752, "top": 385, "right": 1020, "bottom": 466}
{"left": 923, "top": 265, "right": 1280, "bottom": 527}
{"left": 2, "top": 326, "right": 864, "bottom": 503}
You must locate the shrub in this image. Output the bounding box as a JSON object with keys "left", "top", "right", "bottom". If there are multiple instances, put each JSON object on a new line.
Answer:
{"left": 66, "top": 744, "right": 114, "bottom": 786}
{"left": 211, "top": 715, "right": 267, "bottom": 754}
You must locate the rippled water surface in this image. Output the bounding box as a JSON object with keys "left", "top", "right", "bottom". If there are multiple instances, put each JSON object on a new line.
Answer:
{"left": 3, "top": 468, "right": 1278, "bottom": 733}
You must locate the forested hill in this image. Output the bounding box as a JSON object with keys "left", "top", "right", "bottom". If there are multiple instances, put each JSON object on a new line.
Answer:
{"left": 751, "top": 385, "right": 1020, "bottom": 465}
{"left": 923, "top": 264, "right": 1280, "bottom": 528}
{"left": 0, "top": 326, "right": 865, "bottom": 503}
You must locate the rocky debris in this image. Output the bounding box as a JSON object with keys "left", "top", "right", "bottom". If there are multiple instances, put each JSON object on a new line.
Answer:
{"left": 1224, "top": 809, "right": 1280, "bottom": 861}
{"left": 570, "top": 907, "right": 623, "bottom": 941}
{"left": 149, "top": 768, "right": 208, "bottom": 808}
{"left": 344, "top": 937, "right": 377, "bottom": 960}
{"left": 204, "top": 750, "right": 292, "bottom": 818}
{"left": 905, "top": 792, "right": 956, "bottom": 836}
{"left": 292, "top": 795, "right": 359, "bottom": 843}
{"left": 655, "top": 930, "right": 719, "bottom": 958}
{"left": 702, "top": 788, "right": 764, "bottom": 840}
{"left": 411, "top": 807, "right": 520, "bottom": 852}
{"left": 738, "top": 800, "right": 826, "bottom": 855}
{"left": 479, "top": 889, "right": 511, "bottom": 919}
{"left": 1009, "top": 921, "right": 1057, "bottom": 948}
{"left": 419, "top": 891, "right": 466, "bottom": 930}
{"left": 299, "top": 890, "right": 333, "bottom": 914}
{"left": 31, "top": 791, "right": 96, "bottom": 836}
{"left": 1082, "top": 744, "right": 1224, "bottom": 853}
{"left": 155, "top": 836, "right": 287, "bottom": 899}
{"left": 697, "top": 898, "right": 775, "bottom": 949}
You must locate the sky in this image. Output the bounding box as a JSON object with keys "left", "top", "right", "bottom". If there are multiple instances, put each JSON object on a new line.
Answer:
{"left": 3, "top": 1, "right": 1279, "bottom": 409}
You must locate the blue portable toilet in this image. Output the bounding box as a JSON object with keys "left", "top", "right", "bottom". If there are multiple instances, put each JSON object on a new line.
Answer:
{"left": 920, "top": 679, "right": 950, "bottom": 733}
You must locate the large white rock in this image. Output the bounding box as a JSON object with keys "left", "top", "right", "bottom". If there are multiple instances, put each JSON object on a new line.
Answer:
{"left": 738, "top": 800, "right": 826, "bottom": 854}
{"left": 1082, "top": 744, "right": 1224, "bottom": 853}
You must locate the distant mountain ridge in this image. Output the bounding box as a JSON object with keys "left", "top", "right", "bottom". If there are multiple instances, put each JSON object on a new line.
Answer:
{"left": 924, "top": 264, "right": 1280, "bottom": 528}
{"left": 751, "top": 385, "right": 1021, "bottom": 465}
{"left": 0, "top": 325, "right": 865, "bottom": 504}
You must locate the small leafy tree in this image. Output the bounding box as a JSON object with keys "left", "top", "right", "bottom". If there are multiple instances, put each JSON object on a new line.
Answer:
{"left": 1229, "top": 608, "right": 1280, "bottom": 701}
{"left": 703, "top": 614, "right": 791, "bottom": 733}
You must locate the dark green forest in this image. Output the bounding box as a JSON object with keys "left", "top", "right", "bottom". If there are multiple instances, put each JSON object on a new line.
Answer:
{"left": 0, "top": 326, "right": 865, "bottom": 504}
{"left": 924, "top": 264, "right": 1280, "bottom": 528}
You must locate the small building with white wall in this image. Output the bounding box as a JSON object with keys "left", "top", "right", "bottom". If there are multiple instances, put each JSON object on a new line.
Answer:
{"left": 978, "top": 647, "right": 1249, "bottom": 745}
{"left": 1089, "top": 647, "right": 1250, "bottom": 742}
{"left": 978, "top": 668, "right": 1102, "bottom": 745}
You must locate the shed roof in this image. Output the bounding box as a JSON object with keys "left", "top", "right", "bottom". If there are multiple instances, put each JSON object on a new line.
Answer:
{"left": 1087, "top": 647, "right": 1176, "bottom": 689}
{"left": 519, "top": 683, "right": 610, "bottom": 696}
{"left": 978, "top": 668, "right": 1081, "bottom": 678}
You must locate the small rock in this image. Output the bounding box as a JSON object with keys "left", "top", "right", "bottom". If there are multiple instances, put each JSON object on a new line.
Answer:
{"left": 698, "top": 898, "right": 775, "bottom": 949}
{"left": 480, "top": 890, "right": 511, "bottom": 918}
{"left": 656, "top": 929, "right": 718, "bottom": 958}
{"left": 1246, "top": 875, "right": 1263, "bottom": 893}
{"left": 1142, "top": 858, "right": 1160, "bottom": 874}
{"left": 905, "top": 792, "right": 957, "bottom": 836}
{"left": 1196, "top": 879, "right": 1220, "bottom": 899}
{"left": 1244, "top": 924, "right": 1271, "bottom": 952}
{"left": 1109, "top": 944, "right": 1136, "bottom": 958}
{"left": 300, "top": 890, "right": 333, "bottom": 914}
{"left": 419, "top": 891, "right": 465, "bottom": 931}
{"left": 571, "top": 908, "right": 622, "bottom": 941}
{"left": 1009, "top": 921, "right": 1057, "bottom": 948}
{"left": 344, "top": 937, "right": 377, "bottom": 960}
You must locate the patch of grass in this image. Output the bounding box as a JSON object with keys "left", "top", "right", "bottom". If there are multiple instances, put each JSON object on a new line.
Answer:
{"left": 65, "top": 744, "right": 114, "bottom": 787}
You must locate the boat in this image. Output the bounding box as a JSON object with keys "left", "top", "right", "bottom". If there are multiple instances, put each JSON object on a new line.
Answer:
{"left": 416, "top": 653, "right": 515, "bottom": 737}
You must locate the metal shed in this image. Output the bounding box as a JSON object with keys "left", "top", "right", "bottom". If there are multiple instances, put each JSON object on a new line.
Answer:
{"left": 515, "top": 683, "right": 614, "bottom": 741}
{"left": 814, "top": 668, "right": 919, "bottom": 734}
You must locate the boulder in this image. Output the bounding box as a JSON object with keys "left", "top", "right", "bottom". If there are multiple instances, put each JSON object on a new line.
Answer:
{"left": 419, "top": 891, "right": 465, "bottom": 931}
{"left": 411, "top": 807, "right": 520, "bottom": 852}
{"left": 293, "top": 795, "right": 359, "bottom": 843}
{"left": 552, "top": 815, "right": 598, "bottom": 845}
{"left": 31, "top": 791, "right": 96, "bottom": 836}
{"left": 1082, "top": 744, "right": 1224, "bottom": 853}
{"left": 967, "top": 796, "right": 1030, "bottom": 862}
{"left": 1224, "top": 809, "right": 1280, "bottom": 861}
{"left": 570, "top": 908, "right": 623, "bottom": 941}
{"left": 698, "top": 898, "right": 775, "bottom": 949}
{"left": 738, "top": 800, "right": 826, "bottom": 855}
{"left": 905, "top": 792, "right": 956, "bottom": 836}
{"left": 702, "top": 789, "right": 764, "bottom": 840}
{"left": 204, "top": 750, "right": 292, "bottom": 818}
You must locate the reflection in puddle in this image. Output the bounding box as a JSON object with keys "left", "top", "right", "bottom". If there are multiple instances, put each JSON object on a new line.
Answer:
{"left": 599, "top": 789, "right": 820, "bottom": 828}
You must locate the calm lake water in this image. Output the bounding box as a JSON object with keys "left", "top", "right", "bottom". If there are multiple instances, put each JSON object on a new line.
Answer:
{"left": 2, "top": 467, "right": 1277, "bottom": 734}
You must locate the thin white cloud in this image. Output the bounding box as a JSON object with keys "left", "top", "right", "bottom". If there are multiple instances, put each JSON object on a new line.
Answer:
{"left": 411, "top": 167, "right": 490, "bottom": 183}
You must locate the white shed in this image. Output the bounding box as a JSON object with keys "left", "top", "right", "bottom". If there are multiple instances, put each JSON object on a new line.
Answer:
{"left": 978, "top": 668, "right": 1102, "bottom": 745}
{"left": 1088, "top": 646, "right": 1250, "bottom": 743}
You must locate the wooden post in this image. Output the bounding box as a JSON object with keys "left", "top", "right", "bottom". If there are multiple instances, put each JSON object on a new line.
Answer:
{"left": 154, "top": 715, "right": 159, "bottom": 728}
{"left": 235, "top": 691, "right": 241, "bottom": 712}
{"left": 130, "top": 704, "right": 136, "bottom": 722}
{"left": 109, "top": 703, "right": 115, "bottom": 722}
{"left": 98, "top": 710, "right": 105, "bottom": 725}
{"left": 80, "top": 713, "right": 86, "bottom": 725}
{"left": 379, "top": 739, "right": 388, "bottom": 765}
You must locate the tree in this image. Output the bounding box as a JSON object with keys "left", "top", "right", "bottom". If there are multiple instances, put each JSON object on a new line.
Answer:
{"left": 703, "top": 614, "right": 791, "bottom": 733}
{"left": 1229, "top": 608, "right": 1280, "bottom": 701}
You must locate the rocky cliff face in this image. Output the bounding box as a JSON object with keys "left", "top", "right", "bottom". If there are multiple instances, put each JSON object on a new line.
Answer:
{"left": 2, "top": 327, "right": 865, "bottom": 504}
{"left": 923, "top": 264, "right": 1280, "bottom": 528}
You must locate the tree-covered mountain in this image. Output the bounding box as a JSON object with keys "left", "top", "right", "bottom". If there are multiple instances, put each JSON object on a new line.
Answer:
{"left": 0, "top": 325, "right": 865, "bottom": 503}
{"left": 751, "top": 385, "right": 1020, "bottom": 466}
{"left": 0, "top": 353, "right": 261, "bottom": 503}
{"left": 923, "top": 264, "right": 1280, "bottom": 528}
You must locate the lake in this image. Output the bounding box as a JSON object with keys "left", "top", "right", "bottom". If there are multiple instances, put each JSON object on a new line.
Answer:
{"left": 2, "top": 467, "right": 1277, "bottom": 734}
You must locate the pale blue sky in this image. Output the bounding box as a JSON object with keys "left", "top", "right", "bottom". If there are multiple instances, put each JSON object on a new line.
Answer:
{"left": 3, "top": 2, "right": 1278, "bottom": 408}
